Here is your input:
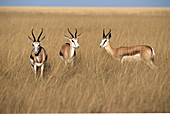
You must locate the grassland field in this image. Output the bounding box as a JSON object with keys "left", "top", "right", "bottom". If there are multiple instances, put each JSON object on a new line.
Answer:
{"left": 0, "top": 7, "right": 170, "bottom": 113}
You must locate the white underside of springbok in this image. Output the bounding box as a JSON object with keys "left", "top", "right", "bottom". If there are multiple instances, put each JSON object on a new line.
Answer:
{"left": 35, "top": 63, "right": 43, "bottom": 67}
{"left": 30, "top": 58, "right": 43, "bottom": 68}
{"left": 122, "top": 54, "right": 141, "bottom": 61}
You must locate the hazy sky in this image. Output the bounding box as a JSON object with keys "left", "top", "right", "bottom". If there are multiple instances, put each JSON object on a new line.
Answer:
{"left": 0, "top": 0, "right": 170, "bottom": 7}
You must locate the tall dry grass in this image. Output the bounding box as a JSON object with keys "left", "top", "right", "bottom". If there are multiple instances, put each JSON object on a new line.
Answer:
{"left": 0, "top": 7, "right": 170, "bottom": 113}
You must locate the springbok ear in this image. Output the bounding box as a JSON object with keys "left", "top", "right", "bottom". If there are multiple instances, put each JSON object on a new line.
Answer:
{"left": 40, "top": 35, "right": 46, "bottom": 44}
{"left": 76, "top": 34, "right": 82, "bottom": 39}
{"left": 64, "top": 35, "right": 71, "bottom": 40}
{"left": 108, "top": 33, "right": 111, "bottom": 39}
{"left": 28, "top": 36, "right": 33, "bottom": 43}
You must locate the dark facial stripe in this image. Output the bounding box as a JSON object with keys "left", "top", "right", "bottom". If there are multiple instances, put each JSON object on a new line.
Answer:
{"left": 103, "top": 40, "right": 107, "bottom": 46}
{"left": 72, "top": 40, "right": 76, "bottom": 45}
{"left": 72, "top": 40, "right": 77, "bottom": 46}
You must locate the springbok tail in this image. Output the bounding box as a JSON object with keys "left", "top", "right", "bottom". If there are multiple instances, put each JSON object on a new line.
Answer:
{"left": 151, "top": 47, "right": 155, "bottom": 62}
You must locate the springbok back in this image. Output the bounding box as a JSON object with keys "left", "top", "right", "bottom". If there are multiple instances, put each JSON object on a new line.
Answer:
{"left": 28, "top": 28, "right": 47, "bottom": 78}
{"left": 100, "top": 29, "right": 157, "bottom": 69}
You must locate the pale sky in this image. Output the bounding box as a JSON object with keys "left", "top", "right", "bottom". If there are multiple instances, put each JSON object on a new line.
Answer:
{"left": 0, "top": 0, "right": 170, "bottom": 7}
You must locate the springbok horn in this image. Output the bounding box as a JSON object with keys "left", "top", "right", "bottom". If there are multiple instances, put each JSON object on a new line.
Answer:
{"left": 103, "top": 28, "right": 105, "bottom": 38}
{"left": 105, "top": 29, "right": 111, "bottom": 38}
{"left": 75, "top": 28, "right": 77, "bottom": 38}
{"left": 37, "top": 28, "right": 43, "bottom": 42}
{"left": 68, "top": 28, "right": 74, "bottom": 38}
{"left": 31, "top": 29, "right": 36, "bottom": 41}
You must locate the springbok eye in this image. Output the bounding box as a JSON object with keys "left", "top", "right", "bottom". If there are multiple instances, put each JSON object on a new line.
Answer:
{"left": 32, "top": 44, "right": 34, "bottom": 46}
{"left": 72, "top": 40, "right": 74, "bottom": 42}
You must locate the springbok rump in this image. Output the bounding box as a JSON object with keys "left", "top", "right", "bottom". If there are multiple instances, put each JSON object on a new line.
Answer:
{"left": 28, "top": 28, "right": 47, "bottom": 78}
{"left": 100, "top": 29, "right": 157, "bottom": 70}
{"left": 59, "top": 28, "right": 82, "bottom": 66}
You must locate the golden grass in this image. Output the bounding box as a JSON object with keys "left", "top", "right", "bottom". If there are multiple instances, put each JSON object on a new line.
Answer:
{"left": 0, "top": 7, "right": 169, "bottom": 113}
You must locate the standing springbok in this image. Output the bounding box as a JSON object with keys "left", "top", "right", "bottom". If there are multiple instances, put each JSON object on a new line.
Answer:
{"left": 100, "top": 29, "right": 157, "bottom": 69}
{"left": 59, "top": 28, "right": 82, "bottom": 66}
{"left": 28, "top": 28, "right": 47, "bottom": 78}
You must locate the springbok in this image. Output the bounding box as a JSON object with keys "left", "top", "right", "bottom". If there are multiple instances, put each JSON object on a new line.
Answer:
{"left": 28, "top": 28, "right": 47, "bottom": 78}
{"left": 100, "top": 29, "right": 157, "bottom": 69}
{"left": 59, "top": 28, "right": 82, "bottom": 66}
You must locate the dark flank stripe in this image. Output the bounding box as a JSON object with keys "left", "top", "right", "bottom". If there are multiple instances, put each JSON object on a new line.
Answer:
{"left": 74, "top": 51, "right": 76, "bottom": 56}
{"left": 65, "top": 43, "right": 70, "bottom": 46}
{"left": 122, "top": 50, "right": 140, "bottom": 56}
{"left": 59, "top": 51, "right": 63, "bottom": 56}
{"left": 151, "top": 57, "right": 154, "bottom": 62}
{"left": 30, "top": 55, "right": 34, "bottom": 60}
{"left": 30, "top": 55, "right": 34, "bottom": 67}
{"left": 45, "top": 55, "right": 48, "bottom": 62}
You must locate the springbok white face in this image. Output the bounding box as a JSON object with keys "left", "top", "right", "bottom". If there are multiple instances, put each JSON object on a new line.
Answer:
{"left": 100, "top": 39, "right": 109, "bottom": 48}
{"left": 32, "top": 42, "right": 40, "bottom": 54}
{"left": 28, "top": 28, "right": 46, "bottom": 54}
{"left": 70, "top": 38, "right": 79, "bottom": 48}
{"left": 100, "top": 29, "right": 111, "bottom": 48}
{"left": 64, "top": 28, "right": 82, "bottom": 48}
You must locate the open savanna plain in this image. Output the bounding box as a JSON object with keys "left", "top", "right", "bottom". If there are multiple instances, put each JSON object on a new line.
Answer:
{"left": 0, "top": 7, "right": 170, "bottom": 113}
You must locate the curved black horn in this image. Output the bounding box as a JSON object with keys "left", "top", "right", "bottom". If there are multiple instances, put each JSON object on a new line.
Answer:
{"left": 105, "top": 29, "right": 111, "bottom": 37}
{"left": 103, "top": 28, "right": 105, "bottom": 38}
{"left": 31, "top": 29, "right": 36, "bottom": 41}
{"left": 75, "top": 28, "right": 77, "bottom": 38}
{"left": 68, "top": 28, "right": 74, "bottom": 38}
{"left": 37, "top": 28, "right": 43, "bottom": 42}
